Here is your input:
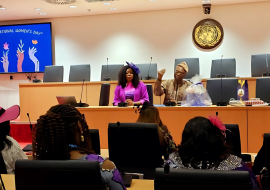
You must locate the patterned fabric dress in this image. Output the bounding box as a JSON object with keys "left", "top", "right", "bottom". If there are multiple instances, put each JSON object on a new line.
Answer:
{"left": 166, "top": 152, "right": 260, "bottom": 190}
{"left": 159, "top": 125, "right": 176, "bottom": 158}
{"left": 80, "top": 154, "right": 126, "bottom": 190}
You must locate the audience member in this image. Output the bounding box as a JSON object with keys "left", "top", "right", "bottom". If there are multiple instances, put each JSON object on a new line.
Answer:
{"left": 136, "top": 103, "right": 176, "bottom": 159}
{"left": 0, "top": 105, "right": 27, "bottom": 174}
{"left": 253, "top": 134, "right": 270, "bottom": 175}
{"left": 165, "top": 116, "right": 260, "bottom": 190}
{"left": 114, "top": 62, "right": 149, "bottom": 106}
{"left": 33, "top": 104, "right": 126, "bottom": 190}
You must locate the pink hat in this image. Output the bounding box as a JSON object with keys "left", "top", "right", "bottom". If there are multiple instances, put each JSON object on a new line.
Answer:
{"left": 0, "top": 105, "right": 20, "bottom": 124}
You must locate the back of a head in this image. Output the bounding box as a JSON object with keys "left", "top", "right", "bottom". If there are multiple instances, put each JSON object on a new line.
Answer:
{"left": 178, "top": 116, "right": 230, "bottom": 169}
{"left": 0, "top": 121, "right": 11, "bottom": 151}
{"left": 137, "top": 106, "right": 162, "bottom": 126}
{"left": 33, "top": 104, "right": 94, "bottom": 160}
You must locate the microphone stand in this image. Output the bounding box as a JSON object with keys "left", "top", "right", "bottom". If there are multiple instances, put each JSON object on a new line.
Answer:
{"left": 103, "top": 58, "right": 111, "bottom": 81}
{"left": 217, "top": 55, "right": 227, "bottom": 106}
{"left": 78, "top": 79, "right": 89, "bottom": 107}
{"left": 263, "top": 54, "right": 270, "bottom": 77}
{"left": 145, "top": 57, "right": 153, "bottom": 80}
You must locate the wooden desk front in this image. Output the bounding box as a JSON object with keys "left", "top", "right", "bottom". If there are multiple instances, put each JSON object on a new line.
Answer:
{"left": 19, "top": 77, "right": 258, "bottom": 122}
{"left": 1, "top": 174, "right": 154, "bottom": 190}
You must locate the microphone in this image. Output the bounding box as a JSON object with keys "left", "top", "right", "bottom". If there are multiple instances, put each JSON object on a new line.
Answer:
{"left": 103, "top": 58, "right": 111, "bottom": 81}
{"left": 78, "top": 79, "right": 89, "bottom": 107}
{"left": 217, "top": 55, "right": 227, "bottom": 106}
{"left": 263, "top": 54, "right": 270, "bottom": 77}
{"left": 145, "top": 57, "right": 153, "bottom": 80}
{"left": 27, "top": 113, "right": 32, "bottom": 131}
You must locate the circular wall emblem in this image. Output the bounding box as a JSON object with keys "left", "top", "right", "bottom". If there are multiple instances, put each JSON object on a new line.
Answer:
{"left": 192, "top": 19, "right": 224, "bottom": 49}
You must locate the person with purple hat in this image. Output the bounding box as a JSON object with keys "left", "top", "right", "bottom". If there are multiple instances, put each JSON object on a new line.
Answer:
{"left": 113, "top": 62, "right": 149, "bottom": 106}
{"left": 0, "top": 105, "right": 27, "bottom": 174}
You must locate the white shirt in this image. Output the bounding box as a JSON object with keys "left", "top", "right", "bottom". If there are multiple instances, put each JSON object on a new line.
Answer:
{"left": 1, "top": 136, "right": 28, "bottom": 174}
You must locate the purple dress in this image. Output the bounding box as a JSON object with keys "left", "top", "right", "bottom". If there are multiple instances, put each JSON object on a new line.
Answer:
{"left": 113, "top": 81, "right": 149, "bottom": 105}
{"left": 80, "top": 154, "right": 126, "bottom": 190}
{"left": 166, "top": 152, "right": 260, "bottom": 190}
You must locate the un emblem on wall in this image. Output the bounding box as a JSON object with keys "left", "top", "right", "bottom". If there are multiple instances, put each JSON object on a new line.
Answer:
{"left": 192, "top": 19, "right": 224, "bottom": 49}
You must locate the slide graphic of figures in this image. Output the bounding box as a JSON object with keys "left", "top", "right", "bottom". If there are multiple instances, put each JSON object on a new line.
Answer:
{"left": 29, "top": 40, "right": 39, "bottom": 72}
{"left": 1, "top": 42, "right": 9, "bottom": 72}
{"left": 17, "top": 40, "right": 24, "bottom": 72}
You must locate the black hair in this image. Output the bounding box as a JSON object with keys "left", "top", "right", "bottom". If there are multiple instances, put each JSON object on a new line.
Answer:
{"left": 178, "top": 116, "right": 231, "bottom": 169}
{"left": 0, "top": 121, "right": 12, "bottom": 151}
{"left": 118, "top": 65, "right": 140, "bottom": 88}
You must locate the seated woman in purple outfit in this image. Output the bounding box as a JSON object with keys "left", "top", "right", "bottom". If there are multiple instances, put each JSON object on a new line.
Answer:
{"left": 114, "top": 62, "right": 149, "bottom": 106}
{"left": 165, "top": 116, "right": 260, "bottom": 190}
{"left": 33, "top": 104, "right": 126, "bottom": 190}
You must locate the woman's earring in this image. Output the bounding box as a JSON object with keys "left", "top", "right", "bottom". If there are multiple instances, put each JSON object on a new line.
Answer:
{"left": 81, "top": 131, "right": 85, "bottom": 142}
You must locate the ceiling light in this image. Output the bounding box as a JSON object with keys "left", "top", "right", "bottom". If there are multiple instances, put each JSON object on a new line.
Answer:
{"left": 69, "top": 5, "right": 77, "bottom": 8}
{"left": 202, "top": 0, "right": 210, "bottom": 3}
{"left": 104, "top": 3, "right": 110, "bottom": 5}
{"left": 40, "top": 13, "right": 47, "bottom": 15}
{"left": 110, "top": 8, "right": 117, "bottom": 10}
{"left": 45, "top": 0, "right": 76, "bottom": 5}
{"left": 35, "top": 8, "right": 42, "bottom": 11}
{"left": 150, "top": 0, "right": 157, "bottom": 1}
{"left": 0, "top": 6, "right": 6, "bottom": 10}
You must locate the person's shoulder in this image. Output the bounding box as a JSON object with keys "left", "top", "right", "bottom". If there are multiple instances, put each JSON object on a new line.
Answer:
{"left": 218, "top": 155, "right": 243, "bottom": 170}
{"left": 6, "top": 136, "right": 20, "bottom": 147}
{"left": 138, "top": 81, "right": 147, "bottom": 87}
{"left": 184, "top": 80, "right": 192, "bottom": 85}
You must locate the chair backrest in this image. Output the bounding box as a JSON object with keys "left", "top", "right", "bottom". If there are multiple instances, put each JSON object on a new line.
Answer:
{"left": 15, "top": 160, "right": 104, "bottom": 190}
{"left": 89, "top": 129, "right": 101, "bottom": 155}
{"left": 99, "top": 83, "right": 110, "bottom": 106}
{"left": 136, "top": 63, "right": 158, "bottom": 80}
{"left": 154, "top": 168, "right": 252, "bottom": 190}
{"left": 43, "top": 66, "right": 64, "bottom": 82}
{"left": 108, "top": 123, "right": 163, "bottom": 178}
{"left": 101, "top": 64, "right": 123, "bottom": 81}
{"left": 263, "top": 133, "right": 270, "bottom": 146}
{"left": 256, "top": 78, "right": 270, "bottom": 103}
{"left": 0, "top": 152, "right": 7, "bottom": 174}
{"left": 146, "top": 84, "right": 153, "bottom": 105}
{"left": 175, "top": 58, "right": 200, "bottom": 79}
{"left": 211, "top": 59, "right": 236, "bottom": 78}
{"left": 225, "top": 124, "right": 241, "bottom": 156}
{"left": 69, "top": 64, "right": 91, "bottom": 82}
{"left": 206, "top": 79, "right": 238, "bottom": 105}
{"left": 251, "top": 54, "right": 270, "bottom": 77}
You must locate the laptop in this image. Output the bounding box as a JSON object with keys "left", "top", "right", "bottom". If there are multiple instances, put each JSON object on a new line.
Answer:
{"left": 56, "top": 96, "right": 78, "bottom": 106}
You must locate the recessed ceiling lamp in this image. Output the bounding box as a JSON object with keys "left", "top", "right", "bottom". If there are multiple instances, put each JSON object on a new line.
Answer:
{"left": 150, "top": 0, "right": 158, "bottom": 1}
{"left": 40, "top": 13, "right": 47, "bottom": 15}
{"left": 110, "top": 8, "right": 117, "bottom": 10}
{"left": 85, "top": 0, "right": 118, "bottom": 2}
{"left": 104, "top": 3, "right": 110, "bottom": 5}
{"left": 69, "top": 5, "right": 77, "bottom": 8}
{"left": 35, "top": 8, "right": 42, "bottom": 11}
{"left": 0, "top": 6, "right": 6, "bottom": 10}
{"left": 45, "top": 0, "right": 76, "bottom": 5}
{"left": 202, "top": 0, "right": 210, "bottom": 3}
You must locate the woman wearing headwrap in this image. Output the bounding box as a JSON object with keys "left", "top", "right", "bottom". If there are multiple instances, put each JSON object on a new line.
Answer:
{"left": 113, "top": 62, "right": 149, "bottom": 106}
{"left": 154, "top": 62, "right": 192, "bottom": 104}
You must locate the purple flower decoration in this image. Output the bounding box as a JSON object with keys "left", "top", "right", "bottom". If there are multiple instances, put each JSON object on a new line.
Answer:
{"left": 126, "top": 61, "right": 140, "bottom": 74}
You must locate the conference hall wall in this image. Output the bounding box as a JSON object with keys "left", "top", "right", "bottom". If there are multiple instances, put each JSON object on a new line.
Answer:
{"left": 0, "top": 1, "right": 270, "bottom": 108}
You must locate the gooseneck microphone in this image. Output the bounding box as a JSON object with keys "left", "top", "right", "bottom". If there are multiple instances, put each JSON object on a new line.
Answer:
{"left": 103, "top": 58, "right": 112, "bottom": 81}
{"left": 145, "top": 57, "right": 153, "bottom": 80}
{"left": 78, "top": 79, "right": 85, "bottom": 107}
{"left": 27, "top": 113, "right": 32, "bottom": 131}
{"left": 217, "top": 55, "right": 227, "bottom": 106}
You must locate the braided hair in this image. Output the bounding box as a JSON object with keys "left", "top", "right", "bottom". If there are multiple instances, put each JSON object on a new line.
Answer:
{"left": 33, "top": 104, "right": 94, "bottom": 160}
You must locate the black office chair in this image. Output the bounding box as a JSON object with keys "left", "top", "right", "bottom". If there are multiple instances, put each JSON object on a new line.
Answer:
{"left": 89, "top": 129, "right": 101, "bottom": 155}
{"left": 69, "top": 64, "right": 91, "bottom": 82}
{"left": 225, "top": 124, "right": 251, "bottom": 163}
{"left": 155, "top": 168, "right": 252, "bottom": 190}
{"left": 146, "top": 84, "right": 153, "bottom": 105}
{"left": 210, "top": 58, "right": 236, "bottom": 78}
{"left": 108, "top": 123, "right": 163, "bottom": 180}
{"left": 175, "top": 58, "right": 200, "bottom": 79}
{"left": 99, "top": 83, "right": 110, "bottom": 106}
{"left": 101, "top": 65, "right": 123, "bottom": 81}
{"left": 22, "top": 129, "right": 100, "bottom": 155}
{"left": 251, "top": 54, "right": 270, "bottom": 77}
{"left": 256, "top": 78, "right": 270, "bottom": 103}
{"left": 43, "top": 66, "right": 64, "bottom": 82}
{"left": 15, "top": 160, "right": 104, "bottom": 190}
{"left": 206, "top": 79, "right": 238, "bottom": 105}
{"left": 137, "top": 63, "right": 158, "bottom": 80}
